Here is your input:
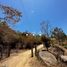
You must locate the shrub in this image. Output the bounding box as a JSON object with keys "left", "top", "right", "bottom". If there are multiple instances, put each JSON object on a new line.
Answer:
{"left": 41, "top": 35, "right": 51, "bottom": 50}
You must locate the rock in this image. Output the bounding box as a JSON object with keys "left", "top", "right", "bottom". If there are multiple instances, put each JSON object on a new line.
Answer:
{"left": 64, "top": 51, "right": 67, "bottom": 55}
{"left": 39, "top": 51, "right": 57, "bottom": 67}
{"left": 60, "top": 55, "right": 67, "bottom": 62}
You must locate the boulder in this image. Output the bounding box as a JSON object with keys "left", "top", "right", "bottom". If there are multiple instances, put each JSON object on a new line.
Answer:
{"left": 60, "top": 55, "right": 67, "bottom": 62}
{"left": 39, "top": 51, "right": 57, "bottom": 67}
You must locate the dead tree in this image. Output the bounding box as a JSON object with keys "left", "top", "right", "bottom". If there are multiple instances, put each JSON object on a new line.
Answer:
{"left": 0, "top": 4, "right": 22, "bottom": 23}
{"left": 40, "top": 20, "right": 51, "bottom": 37}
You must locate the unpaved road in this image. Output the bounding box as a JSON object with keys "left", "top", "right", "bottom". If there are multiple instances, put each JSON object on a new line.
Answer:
{"left": 0, "top": 45, "right": 43, "bottom": 67}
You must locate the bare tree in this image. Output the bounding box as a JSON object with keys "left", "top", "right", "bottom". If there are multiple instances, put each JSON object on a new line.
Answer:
{"left": 40, "top": 20, "right": 51, "bottom": 37}
{"left": 0, "top": 4, "right": 22, "bottom": 23}
{"left": 40, "top": 21, "right": 51, "bottom": 50}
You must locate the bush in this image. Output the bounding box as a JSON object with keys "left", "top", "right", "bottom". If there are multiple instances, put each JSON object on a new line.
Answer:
{"left": 41, "top": 35, "right": 51, "bottom": 50}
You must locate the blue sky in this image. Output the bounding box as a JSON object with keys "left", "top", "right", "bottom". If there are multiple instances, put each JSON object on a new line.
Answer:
{"left": 0, "top": 0, "right": 67, "bottom": 34}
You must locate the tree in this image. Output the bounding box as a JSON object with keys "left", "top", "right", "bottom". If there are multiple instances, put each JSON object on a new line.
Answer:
{"left": 40, "top": 20, "right": 51, "bottom": 37}
{"left": 35, "top": 34, "right": 42, "bottom": 44}
{"left": 51, "top": 27, "right": 66, "bottom": 45}
{"left": 0, "top": 4, "right": 22, "bottom": 23}
{"left": 41, "top": 35, "right": 50, "bottom": 51}
{"left": 40, "top": 21, "right": 51, "bottom": 50}
{"left": 0, "top": 21, "right": 5, "bottom": 59}
{"left": 0, "top": 4, "right": 22, "bottom": 57}
{"left": 0, "top": 21, "right": 18, "bottom": 57}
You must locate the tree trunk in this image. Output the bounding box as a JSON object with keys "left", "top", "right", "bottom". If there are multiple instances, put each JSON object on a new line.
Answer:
{"left": 35, "top": 45, "right": 37, "bottom": 56}
{"left": 6, "top": 44, "right": 11, "bottom": 57}
{"left": 16, "top": 43, "right": 19, "bottom": 53}
{"left": 46, "top": 48, "right": 48, "bottom": 51}
{"left": 31, "top": 47, "right": 33, "bottom": 57}
{"left": 0, "top": 45, "right": 3, "bottom": 60}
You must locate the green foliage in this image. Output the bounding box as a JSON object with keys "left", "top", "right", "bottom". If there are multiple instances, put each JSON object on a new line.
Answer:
{"left": 51, "top": 27, "right": 66, "bottom": 43}
{"left": 63, "top": 45, "right": 67, "bottom": 49}
{"left": 0, "top": 21, "right": 50, "bottom": 51}
{"left": 41, "top": 35, "right": 51, "bottom": 50}
{"left": 0, "top": 21, "right": 17, "bottom": 43}
{"left": 35, "top": 34, "right": 42, "bottom": 44}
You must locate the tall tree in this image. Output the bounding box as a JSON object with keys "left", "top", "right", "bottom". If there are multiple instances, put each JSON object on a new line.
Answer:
{"left": 0, "top": 21, "right": 18, "bottom": 57}
{"left": 51, "top": 27, "right": 66, "bottom": 45}
{"left": 0, "top": 4, "right": 22, "bottom": 57}
{"left": 40, "top": 21, "right": 51, "bottom": 50}
{"left": 0, "top": 4, "right": 22, "bottom": 23}
{"left": 40, "top": 20, "right": 51, "bottom": 37}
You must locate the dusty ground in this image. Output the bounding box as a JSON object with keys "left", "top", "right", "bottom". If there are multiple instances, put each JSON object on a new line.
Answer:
{"left": 0, "top": 45, "right": 45, "bottom": 67}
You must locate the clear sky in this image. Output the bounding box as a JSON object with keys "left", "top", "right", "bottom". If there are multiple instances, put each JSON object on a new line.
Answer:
{"left": 0, "top": 0, "right": 67, "bottom": 34}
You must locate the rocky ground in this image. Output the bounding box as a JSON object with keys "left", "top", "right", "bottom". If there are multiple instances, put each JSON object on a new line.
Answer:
{"left": 38, "top": 46, "right": 67, "bottom": 67}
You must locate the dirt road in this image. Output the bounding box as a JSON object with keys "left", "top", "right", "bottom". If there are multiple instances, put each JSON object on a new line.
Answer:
{"left": 0, "top": 45, "right": 43, "bottom": 67}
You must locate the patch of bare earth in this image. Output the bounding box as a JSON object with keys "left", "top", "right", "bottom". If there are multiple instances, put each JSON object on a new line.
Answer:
{"left": 28, "top": 57, "right": 45, "bottom": 67}
{"left": 0, "top": 45, "right": 45, "bottom": 67}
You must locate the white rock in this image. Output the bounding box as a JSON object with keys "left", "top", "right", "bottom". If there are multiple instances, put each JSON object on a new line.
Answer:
{"left": 39, "top": 51, "right": 57, "bottom": 66}
{"left": 60, "top": 55, "right": 67, "bottom": 62}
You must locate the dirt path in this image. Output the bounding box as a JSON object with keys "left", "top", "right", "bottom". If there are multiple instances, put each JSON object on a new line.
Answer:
{"left": 0, "top": 45, "right": 43, "bottom": 67}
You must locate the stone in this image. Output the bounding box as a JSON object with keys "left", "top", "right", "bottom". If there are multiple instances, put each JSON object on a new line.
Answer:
{"left": 39, "top": 51, "right": 57, "bottom": 67}
{"left": 60, "top": 55, "right": 67, "bottom": 62}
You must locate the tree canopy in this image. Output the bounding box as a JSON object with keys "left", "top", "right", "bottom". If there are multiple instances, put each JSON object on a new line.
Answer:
{"left": 40, "top": 21, "right": 51, "bottom": 37}
{"left": 51, "top": 27, "right": 66, "bottom": 42}
{"left": 0, "top": 4, "right": 22, "bottom": 23}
